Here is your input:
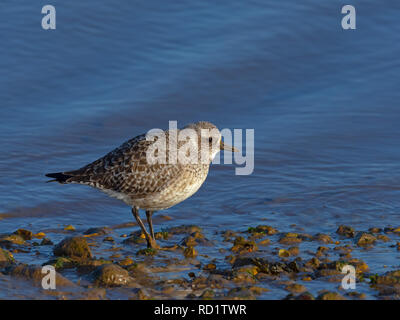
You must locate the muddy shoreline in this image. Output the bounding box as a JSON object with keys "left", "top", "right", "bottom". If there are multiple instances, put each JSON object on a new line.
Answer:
{"left": 1, "top": 219, "right": 400, "bottom": 300}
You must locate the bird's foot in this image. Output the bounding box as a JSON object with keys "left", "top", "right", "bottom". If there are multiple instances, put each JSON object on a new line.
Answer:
{"left": 146, "top": 237, "right": 160, "bottom": 249}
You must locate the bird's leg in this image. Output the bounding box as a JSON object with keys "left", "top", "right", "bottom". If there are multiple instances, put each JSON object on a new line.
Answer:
{"left": 131, "top": 207, "right": 157, "bottom": 249}
{"left": 146, "top": 211, "right": 155, "bottom": 240}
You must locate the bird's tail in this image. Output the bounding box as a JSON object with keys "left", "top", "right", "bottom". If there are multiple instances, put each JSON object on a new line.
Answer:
{"left": 45, "top": 172, "right": 73, "bottom": 184}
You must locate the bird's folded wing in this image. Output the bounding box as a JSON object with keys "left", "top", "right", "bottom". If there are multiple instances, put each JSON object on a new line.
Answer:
{"left": 63, "top": 134, "right": 185, "bottom": 196}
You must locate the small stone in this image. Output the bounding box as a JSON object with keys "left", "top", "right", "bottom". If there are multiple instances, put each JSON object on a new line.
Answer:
{"left": 0, "top": 248, "right": 14, "bottom": 263}
{"left": 258, "top": 238, "right": 271, "bottom": 246}
{"left": 279, "top": 233, "right": 302, "bottom": 245}
{"left": 168, "top": 225, "right": 202, "bottom": 235}
{"left": 370, "top": 270, "right": 400, "bottom": 285}
{"left": 13, "top": 229, "right": 33, "bottom": 240}
{"left": 242, "top": 258, "right": 290, "bottom": 276}
{"left": 136, "top": 289, "right": 150, "bottom": 300}
{"left": 191, "top": 231, "right": 204, "bottom": 239}
{"left": 232, "top": 265, "right": 259, "bottom": 283}
{"left": 247, "top": 225, "right": 278, "bottom": 235}
{"left": 64, "top": 225, "right": 76, "bottom": 231}
{"left": 226, "top": 287, "right": 255, "bottom": 300}
{"left": 0, "top": 234, "right": 26, "bottom": 245}
{"left": 356, "top": 233, "right": 376, "bottom": 247}
{"left": 305, "top": 257, "right": 320, "bottom": 269}
{"left": 92, "top": 264, "right": 130, "bottom": 287}
{"left": 316, "top": 246, "right": 329, "bottom": 256}
{"left": 285, "top": 283, "right": 307, "bottom": 294}
{"left": 355, "top": 261, "right": 369, "bottom": 273}
{"left": 155, "top": 231, "right": 170, "bottom": 240}
{"left": 368, "top": 227, "right": 382, "bottom": 234}
{"left": 384, "top": 227, "right": 395, "bottom": 234}
{"left": 84, "top": 227, "right": 111, "bottom": 236}
{"left": 40, "top": 238, "right": 54, "bottom": 246}
{"left": 346, "top": 292, "right": 366, "bottom": 299}
{"left": 181, "top": 236, "right": 198, "bottom": 247}
{"left": 49, "top": 256, "right": 74, "bottom": 270}
{"left": 248, "top": 286, "right": 268, "bottom": 295}
{"left": 222, "top": 230, "right": 239, "bottom": 241}
{"left": 317, "top": 291, "right": 346, "bottom": 300}
{"left": 288, "top": 247, "right": 299, "bottom": 256}
{"left": 203, "top": 263, "right": 216, "bottom": 271}
{"left": 183, "top": 246, "right": 198, "bottom": 258}
{"left": 85, "top": 258, "right": 113, "bottom": 268}
{"left": 377, "top": 234, "right": 390, "bottom": 242}
{"left": 336, "top": 225, "right": 355, "bottom": 238}
{"left": 200, "top": 289, "right": 215, "bottom": 300}
{"left": 123, "top": 234, "right": 146, "bottom": 245}
{"left": 34, "top": 232, "right": 46, "bottom": 239}
{"left": 316, "top": 268, "right": 341, "bottom": 278}
{"left": 313, "top": 233, "right": 333, "bottom": 244}
{"left": 231, "top": 237, "right": 258, "bottom": 254}
{"left": 333, "top": 245, "right": 352, "bottom": 254}
{"left": 53, "top": 236, "right": 92, "bottom": 260}
{"left": 295, "top": 292, "right": 315, "bottom": 300}
{"left": 119, "top": 258, "right": 134, "bottom": 266}
{"left": 278, "top": 249, "right": 290, "bottom": 258}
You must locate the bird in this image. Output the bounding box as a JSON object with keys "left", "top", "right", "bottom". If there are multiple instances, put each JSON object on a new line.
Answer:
{"left": 46, "top": 121, "right": 238, "bottom": 248}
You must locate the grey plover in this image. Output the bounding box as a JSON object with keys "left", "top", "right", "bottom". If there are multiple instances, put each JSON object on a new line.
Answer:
{"left": 46, "top": 121, "right": 237, "bottom": 248}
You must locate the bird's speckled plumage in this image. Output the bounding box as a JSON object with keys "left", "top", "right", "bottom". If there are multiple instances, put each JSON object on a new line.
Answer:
{"left": 47, "top": 121, "right": 222, "bottom": 211}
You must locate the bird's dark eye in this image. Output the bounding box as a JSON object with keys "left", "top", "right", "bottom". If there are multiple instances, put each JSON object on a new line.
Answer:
{"left": 209, "top": 137, "right": 212, "bottom": 143}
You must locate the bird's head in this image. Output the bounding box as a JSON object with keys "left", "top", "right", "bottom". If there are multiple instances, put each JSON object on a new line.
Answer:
{"left": 183, "top": 121, "right": 238, "bottom": 163}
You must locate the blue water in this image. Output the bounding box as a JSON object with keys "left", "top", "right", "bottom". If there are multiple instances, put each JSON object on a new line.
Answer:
{"left": 1, "top": 1, "right": 400, "bottom": 298}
